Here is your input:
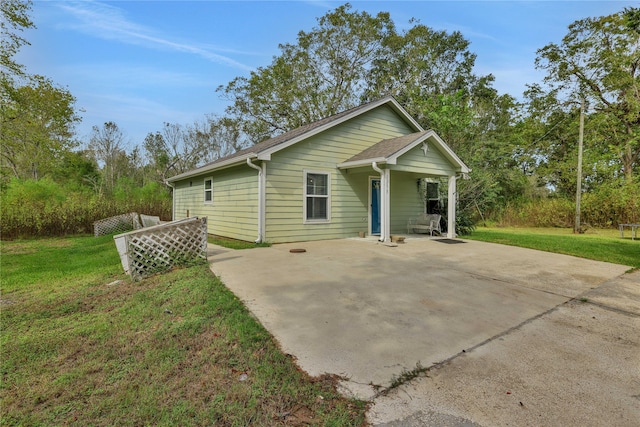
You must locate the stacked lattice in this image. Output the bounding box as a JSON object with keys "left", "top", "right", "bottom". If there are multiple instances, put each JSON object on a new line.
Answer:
{"left": 121, "top": 217, "right": 208, "bottom": 280}
{"left": 94, "top": 212, "right": 141, "bottom": 237}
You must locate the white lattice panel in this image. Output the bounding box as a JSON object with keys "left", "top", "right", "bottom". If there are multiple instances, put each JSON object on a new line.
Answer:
{"left": 94, "top": 212, "right": 141, "bottom": 236}
{"left": 114, "top": 217, "right": 208, "bottom": 280}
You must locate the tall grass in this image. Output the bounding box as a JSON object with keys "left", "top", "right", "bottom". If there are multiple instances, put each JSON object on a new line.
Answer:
{"left": 0, "top": 178, "right": 172, "bottom": 239}
{"left": 495, "top": 182, "right": 639, "bottom": 228}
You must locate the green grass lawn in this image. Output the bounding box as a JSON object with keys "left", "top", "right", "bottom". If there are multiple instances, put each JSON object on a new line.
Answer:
{"left": 1, "top": 236, "right": 366, "bottom": 426}
{"left": 466, "top": 227, "right": 640, "bottom": 269}
{"left": 208, "top": 235, "right": 271, "bottom": 250}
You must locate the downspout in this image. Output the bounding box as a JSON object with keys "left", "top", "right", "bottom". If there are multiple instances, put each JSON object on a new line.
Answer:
{"left": 372, "top": 162, "right": 386, "bottom": 242}
{"left": 165, "top": 180, "right": 176, "bottom": 221}
{"left": 246, "top": 158, "right": 265, "bottom": 243}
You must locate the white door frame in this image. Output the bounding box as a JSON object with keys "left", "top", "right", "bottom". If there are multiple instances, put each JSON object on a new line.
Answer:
{"left": 368, "top": 176, "right": 381, "bottom": 236}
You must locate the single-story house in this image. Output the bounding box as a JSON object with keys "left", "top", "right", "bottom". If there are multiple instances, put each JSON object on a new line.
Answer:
{"left": 167, "top": 96, "right": 470, "bottom": 243}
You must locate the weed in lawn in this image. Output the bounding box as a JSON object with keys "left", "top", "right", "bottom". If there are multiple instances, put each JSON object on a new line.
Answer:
{"left": 385, "top": 361, "right": 430, "bottom": 393}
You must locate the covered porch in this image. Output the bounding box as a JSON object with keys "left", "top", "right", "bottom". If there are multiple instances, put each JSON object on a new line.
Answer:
{"left": 338, "top": 130, "right": 470, "bottom": 243}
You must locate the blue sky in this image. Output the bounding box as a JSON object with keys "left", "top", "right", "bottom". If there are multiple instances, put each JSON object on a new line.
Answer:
{"left": 17, "top": 0, "right": 634, "bottom": 147}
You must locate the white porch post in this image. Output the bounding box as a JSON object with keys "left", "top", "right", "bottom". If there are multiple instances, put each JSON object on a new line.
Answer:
{"left": 383, "top": 168, "right": 391, "bottom": 243}
{"left": 447, "top": 175, "right": 456, "bottom": 239}
{"left": 371, "top": 162, "right": 391, "bottom": 243}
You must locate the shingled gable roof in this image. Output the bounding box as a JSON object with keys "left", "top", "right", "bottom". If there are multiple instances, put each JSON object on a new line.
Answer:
{"left": 168, "top": 96, "right": 421, "bottom": 182}
{"left": 338, "top": 129, "right": 471, "bottom": 173}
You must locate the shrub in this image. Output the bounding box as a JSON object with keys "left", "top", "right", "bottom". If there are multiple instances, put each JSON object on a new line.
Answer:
{"left": 0, "top": 179, "right": 172, "bottom": 239}
{"left": 495, "top": 182, "right": 639, "bottom": 228}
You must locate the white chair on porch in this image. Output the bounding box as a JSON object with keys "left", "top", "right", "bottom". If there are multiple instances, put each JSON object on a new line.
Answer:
{"left": 407, "top": 213, "right": 442, "bottom": 236}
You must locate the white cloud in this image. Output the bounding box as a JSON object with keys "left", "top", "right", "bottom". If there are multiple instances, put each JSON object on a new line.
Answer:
{"left": 58, "top": 62, "right": 213, "bottom": 89}
{"left": 56, "top": 1, "right": 253, "bottom": 71}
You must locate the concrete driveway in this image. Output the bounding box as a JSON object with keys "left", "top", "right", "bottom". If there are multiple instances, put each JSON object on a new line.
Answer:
{"left": 207, "top": 237, "right": 639, "bottom": 426}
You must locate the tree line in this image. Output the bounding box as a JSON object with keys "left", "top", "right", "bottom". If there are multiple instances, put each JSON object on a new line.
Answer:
{"left": 1, "top": 2, "right": 638, "bottom": 238}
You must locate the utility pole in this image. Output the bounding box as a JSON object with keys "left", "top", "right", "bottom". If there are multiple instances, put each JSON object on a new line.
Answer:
{"left": 574, "top": 98, "right": 585, "bottom": 234}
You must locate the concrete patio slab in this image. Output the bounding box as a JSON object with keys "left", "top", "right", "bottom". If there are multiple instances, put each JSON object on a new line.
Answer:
{"left": 207, "top": 237, "right": 632, "bottom": 411}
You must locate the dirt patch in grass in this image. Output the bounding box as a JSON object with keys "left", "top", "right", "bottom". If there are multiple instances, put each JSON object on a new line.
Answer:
{"left": 0, "top": 242, "right": 39, "bottom": 255}
{"left": 1, "top": 238, "right": 74, "bottom": 254}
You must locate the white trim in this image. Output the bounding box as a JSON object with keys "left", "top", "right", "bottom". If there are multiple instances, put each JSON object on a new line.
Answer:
{"left": 169, "top": 96, "right": 424, "bottom": 182}
{"left": 165, "top": 180, "right": 176, "bottom": 220}
{"left": 169, "top": 153, "right": 258, "bottom": 182}
{"left": 336, "top": 130, "right": 471, "bottom": 174}
{"left": 259, "top": 162, "right": 266, "bottom": 240}
{"left": 383, "top": 168, "right": 391, "bottom": 243}
{"left": 303, "top": 169, "right": 331, "bottom": 224}
{"left": 447, "top": 175, "right": 456, "bottom": 239}
{"left": 371, "top": 162, "right": 390, "bottom": 242}
{"left": 246, "top": 158, "right": 266, "bottom": 243}
{"left": 259, "top": 97, "right": 423, "bottom": 160}
{"left": 387, "top": 130, "right": 470, "bottom": 173}
{"left": 203, "top": 177, "right": 213, "bottom": 204}
{"left": 338, "top": 157, "right": 388, "bottom": 169}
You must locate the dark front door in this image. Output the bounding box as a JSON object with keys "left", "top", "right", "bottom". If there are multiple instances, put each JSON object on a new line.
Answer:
{"left": 371, "top": 178, "right": 381, "bottom": 235}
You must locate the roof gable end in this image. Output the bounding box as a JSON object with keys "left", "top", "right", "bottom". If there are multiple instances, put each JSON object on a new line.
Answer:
{"left": 338, "top": 129, "right": 470, "bottom": 173}
{"left": 168, "top": 96, "right": 422, "bottom": 181}
{"left": 256, "top": 96, "right": 422, "bottom": 161}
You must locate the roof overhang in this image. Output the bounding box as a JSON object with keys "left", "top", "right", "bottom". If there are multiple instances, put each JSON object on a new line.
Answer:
{"left": 337, "top": 157, "right": 392, "bottom": 169}
{"left": 167, "top": 153, "right": 259, "bottom": 182}
{"left": 168, "top": 96, "right": 470, "bottom": 182}
{"left": 255, "top": 96, "right": 423, "bottom": 161}
{"left": 337, "top": 130, "right": 471, "bottom": 174}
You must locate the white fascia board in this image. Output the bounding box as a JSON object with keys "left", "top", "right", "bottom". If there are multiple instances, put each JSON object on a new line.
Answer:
{"left": 337, "top": 157, "right": 389, "bottom": 169}
{"left": 257, "top": 96, "right": 423, "bottom": 160}
{"left": 427, "top": 132, "right": 471, "bottom": 173}
{"left": 385, "top": 98, "right": 424, "bottom": 132}
{"left": 386, "top": 130, "right": 471, "bottom": 174}
{"left": 167, "top": 153, "right": 258, "bottom": 182}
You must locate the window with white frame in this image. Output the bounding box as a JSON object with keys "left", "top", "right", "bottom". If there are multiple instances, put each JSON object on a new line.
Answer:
{"left": 304, "top": 171, "right": 330, "bottom": 222}
{"left": 204, "top": 178, "right": 213, "bottom": 203}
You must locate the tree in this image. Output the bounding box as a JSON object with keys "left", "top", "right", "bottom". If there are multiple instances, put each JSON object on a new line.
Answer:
{"left": 1, "top": 0, "right": 34, "bottom": 79}
{"left": 1, "top": 75, "right": 80, "bottom": 181}
{"left": 1, "top": 1, "right": 84, "bottom": 184}
{"left": 217, "top": 3, "right": 524, "bottom": 221}
{"left": 51, "top": 149, "right": 100, "bottom": 190}
{"left": 142, "top": 119, "right": 242, "bottom": 186}
{"left": 89, "top": 121, "right": 127, "bottom": 195}
{"left": 535, "top": 8, "right": 640, "bottom": 183}
{"left": 520, "top": 85, "right": 624, "bottom": 196}
{"left": 185, "top": 115, "right": 248, "bottom": 163}
{"left": 142, "top": 131, "right": 171, "bottom": 185}
{"left": 364, "top": 22, "right": 479, "bottom": 127}
{"left": 218, "top": 3, "right": 395, "bottom": 142}
{"left": 218, "top": 3, "right": 514, "bottom": 147}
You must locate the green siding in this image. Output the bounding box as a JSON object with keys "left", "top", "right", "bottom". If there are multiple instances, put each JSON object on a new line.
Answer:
{"left": 172, "top": 103, "right": 461, "bottom": 243}
{"left": 265, "top": 105, "right": 413, "bottom": 243}
{"left": 391, "top": 142, "right": 456, "bottom": 175}
{"left": 389, "top": 172, "right": 425, "bottom": 234}
{"left": 173, "top": 165, "right": 259, "bottom": 241}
